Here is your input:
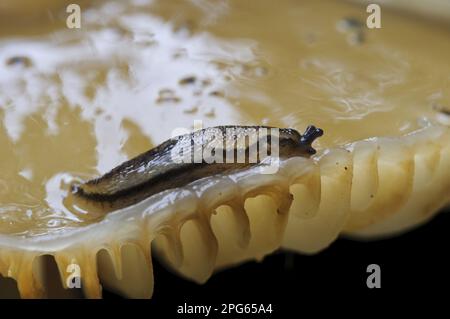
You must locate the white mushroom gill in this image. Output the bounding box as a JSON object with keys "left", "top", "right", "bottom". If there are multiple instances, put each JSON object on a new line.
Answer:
{"left": 0, "top": 0, "right": 449, "bottom": 298}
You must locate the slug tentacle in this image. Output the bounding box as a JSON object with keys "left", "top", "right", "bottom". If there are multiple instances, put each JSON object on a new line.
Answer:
{"left": 300, "top": 125, "right": 324, "bottom": 155}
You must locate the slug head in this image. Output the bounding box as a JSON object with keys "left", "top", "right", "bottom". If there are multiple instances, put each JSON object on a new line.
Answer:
{"left": 279, "top": 125, "right": 323, "bottom": 157}
{"left": 300, "top": 125, "right": 324, "bottom": 155}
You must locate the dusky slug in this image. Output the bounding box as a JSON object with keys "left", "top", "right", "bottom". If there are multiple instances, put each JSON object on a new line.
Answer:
{"left": 73, "top": 125, "right": 323, "bottom": 211}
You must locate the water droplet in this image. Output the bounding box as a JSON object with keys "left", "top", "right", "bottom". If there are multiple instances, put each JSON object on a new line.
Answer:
{"left": 156, "top": 89, "right": 181, "bottom": 104}
{"left": 179, "top": 76, "right": 197, "bottom": 85}
{"left": 6, "top": 56, "right": 32, "bottom": 68}
{"left": 183, "top": 105, "right": 199, "bottom": 114}
{"left": 209, "top": 90, "right": 224, "bottom": 98}
{"left": 336, "top": 17, "right": 364, "bottom": 33}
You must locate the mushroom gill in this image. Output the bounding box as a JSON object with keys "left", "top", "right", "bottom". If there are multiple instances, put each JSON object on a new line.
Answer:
{"left": 0, "top": 0, "right": 449, "bottom": 298}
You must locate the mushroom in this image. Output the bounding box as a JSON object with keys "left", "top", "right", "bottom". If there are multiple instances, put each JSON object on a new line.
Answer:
{"left": 0, "top": 0, "right": 449, "bottom": 298}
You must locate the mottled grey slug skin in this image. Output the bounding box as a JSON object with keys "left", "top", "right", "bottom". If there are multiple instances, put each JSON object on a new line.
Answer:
{"left": 73, "top": 125, "right": 323, "bottom": 211}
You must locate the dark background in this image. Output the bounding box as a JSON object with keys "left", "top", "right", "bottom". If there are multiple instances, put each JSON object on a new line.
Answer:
{"left": 102, "top": 208, "right": 449, "bottom": 314}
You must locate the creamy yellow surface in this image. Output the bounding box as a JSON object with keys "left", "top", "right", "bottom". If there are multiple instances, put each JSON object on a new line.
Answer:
{"left": 0, "top": 0, "right": 449, "bottom": 236}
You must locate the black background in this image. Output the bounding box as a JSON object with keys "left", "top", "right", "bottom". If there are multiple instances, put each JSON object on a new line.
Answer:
{"left": 101, "top": 208, "right": 449, "bottom": 314}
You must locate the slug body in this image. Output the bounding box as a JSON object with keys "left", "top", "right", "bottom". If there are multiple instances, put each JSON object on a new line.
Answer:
{"left": 74, "top": 125, "right": 323, "bottom": 211}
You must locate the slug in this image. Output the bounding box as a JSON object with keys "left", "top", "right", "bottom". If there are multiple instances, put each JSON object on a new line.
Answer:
{"left": 72, "top": 125, "right": 323, "bottom": 211}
